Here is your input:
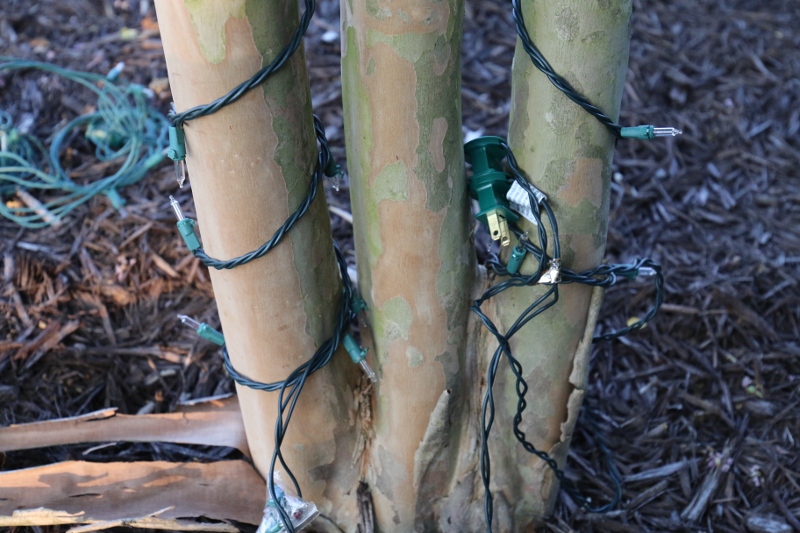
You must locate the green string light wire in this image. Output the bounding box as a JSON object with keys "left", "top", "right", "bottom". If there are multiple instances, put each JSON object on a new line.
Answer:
{"left": 470, "top": 140, "right": 663, "bottom": 532}
{"left": 0, "top": 59, "right": 168, "bottom": 228}
{"left": 183, "top": 115, "right": 336, "bottom": 272}
{"left": 509, "top": 0, "right": 622, "bottom": 137}
{"left": 509, "top": 0, "right": 682, "bottom": 140}
{"left": 168, "top": 0, "right": 314, "bottom": 128}
{"left": 162, "top": 0, "right": 357, "bottom": 530}
{"left": 220, "top": 244, "right": 356, "bottom": 508}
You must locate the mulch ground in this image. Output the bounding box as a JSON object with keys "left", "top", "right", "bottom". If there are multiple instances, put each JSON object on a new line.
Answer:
{"left": 1, "top": 0, "right": 799, "bottom": 532}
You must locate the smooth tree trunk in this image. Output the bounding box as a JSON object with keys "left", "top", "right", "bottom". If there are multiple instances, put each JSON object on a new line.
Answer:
{"left": 154, "top": 0, "right": 361, "bottom": 525}
{"left": 340, "top": 0, "right": 475, "bottom": 530}
{"left": 155, "top": 0, "right": 632, "bottom": 530}
{"left": 487, "top": 0, "right": 632, "bottom": 526}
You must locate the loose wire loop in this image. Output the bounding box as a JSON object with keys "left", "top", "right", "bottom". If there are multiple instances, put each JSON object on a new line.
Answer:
{"left": 0, "top": 59, "right": 168, "bottom": 227}
{"left": 473, "top": 142, "right": 663, "bottom": 531}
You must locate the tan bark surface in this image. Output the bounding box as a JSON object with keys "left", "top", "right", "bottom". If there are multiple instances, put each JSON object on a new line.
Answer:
{"left": 0, "top": 395, "right": 248, "bottom": 454}
{"left": 0, "top": 460, "right": 265, "bottom": 530}
{"left": 340, "top": 0, "right": 474, "bottom": 529}
{"left": 153, "top": 0, "right": 360, "bottom": 524}
{"left": 486, "top": 0, "right": 632, "bottom": 527}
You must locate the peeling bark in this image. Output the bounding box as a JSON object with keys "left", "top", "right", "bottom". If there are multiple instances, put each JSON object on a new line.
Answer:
{"left": 487, "top": 0, "right": 632, "bottom": 527}
{"left": 340, "top": 0, "right": 473, "bottom": 529}
{"left": 0, "top": 395, "right": 248, "bottom": 454}
{"left": 0, "top": 460, "right": 265, "bottom": 530}
{"left": 153, "top": 0, "right": 360, "bottom": 524}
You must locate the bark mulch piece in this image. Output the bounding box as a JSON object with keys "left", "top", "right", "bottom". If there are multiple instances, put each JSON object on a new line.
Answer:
{"left": 1, "top": 0, "right": 798, "bottom": 532}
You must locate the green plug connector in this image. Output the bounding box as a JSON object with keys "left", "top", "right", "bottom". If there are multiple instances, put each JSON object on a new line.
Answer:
{"left": 464, "top": 136, "right": 519, "bottom": 247}
{"left": 619, "top": 125, "right": 682, "bottom": 140}
{"left": 506, "top": 243, "right": 527, "bottom": 275}
{"left": 343, "top": 333, "right": 377, "bottom": 382}
{"left": 178, "top": 315, "right": 225, "bottom": 346}
{"left": 169, "top": 195, "right": 201, "bottom": 252}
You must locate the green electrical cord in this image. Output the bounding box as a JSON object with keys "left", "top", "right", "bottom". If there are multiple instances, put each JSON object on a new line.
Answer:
{"left": 466, "top": 138, "right": 664, "bottom": 532}
{"left": 0, "top": 58, "right": 168, "bottom": 228}
{"left": 510, "top": 0, "right": 682, "bottom": 140}
{"left": 161, "top": 1, "right": 360, "bottom": 531}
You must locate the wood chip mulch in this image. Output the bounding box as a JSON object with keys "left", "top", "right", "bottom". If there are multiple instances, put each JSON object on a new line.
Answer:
{"left": 1, "top": 0, "right": 798, "bottom": 532}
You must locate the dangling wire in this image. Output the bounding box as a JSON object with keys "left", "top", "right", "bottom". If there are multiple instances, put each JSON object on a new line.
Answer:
{"left": 471, "top": 141, "right": 661, "bottom": 531}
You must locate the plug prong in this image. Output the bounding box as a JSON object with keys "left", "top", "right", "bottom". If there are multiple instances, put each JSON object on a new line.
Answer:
{"left": 487, "top": 212, "right": 511, "bottom": 247}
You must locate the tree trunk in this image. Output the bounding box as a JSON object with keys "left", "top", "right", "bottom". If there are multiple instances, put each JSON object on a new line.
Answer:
{"left": 340, "top": 0, "right": 475, "bottom": 530}
{"left": 156, "top": 0, "right": 631, "bottom": 530}
{"left": 154, "top": 0, "right": 360, "bottom": 525}
{"left": 488, "top": 0, "right": 632, "bottom": 526}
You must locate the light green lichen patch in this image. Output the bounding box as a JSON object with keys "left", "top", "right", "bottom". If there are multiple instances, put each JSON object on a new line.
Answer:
{"left": 184, "top": 0, "right": 246, "bottom": 63}
{"left": 342, "top": 26, "right": 380, "bottom": 270}
{"left": 373, "top": 296, "right": 414, "bottom": 343}
{"left": 373, "top": 161, "right": 409, "bottom": 202}
{"left": 367, "top": 29, "right": 440, "bottom": 64}
{"left": 406, "top": 346, "right": 424, "bottom": 368}
{"left": 365, "top": 0, "right": 391, "bottom": 19}
{"left": 436, "top": 200, "right": 471, "bottom": 330}
{"left": 554, "top": 6, "right": 579, "bottom": 41}
{"left": 412, "top": 36, "right": 462, "bottom": 212}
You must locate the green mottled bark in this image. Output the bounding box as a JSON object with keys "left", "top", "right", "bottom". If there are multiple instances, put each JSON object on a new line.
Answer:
{"left": 157, "top": 0, "right": 630, "bottom": 530}
{"left": 488, "top": 0, "right": 632, "bottom": 527}
{"left": 154, "top": 0, "right": 360, "bottom": 524}
{"left": 341, "top": 0, "right": 474, "bottom": 530}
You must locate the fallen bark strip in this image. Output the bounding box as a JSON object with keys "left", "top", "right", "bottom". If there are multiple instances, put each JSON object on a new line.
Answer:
{"left": 0, "top": 395, "right": 248, "bottom": 455}
{"left": 0, "top": 460, "right": 265, "bottom": 531}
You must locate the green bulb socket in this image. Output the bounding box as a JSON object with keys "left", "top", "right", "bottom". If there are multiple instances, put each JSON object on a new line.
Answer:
{"left": 197, "top": 323, "right": 225, "bottom": 346}
{"left": 343, "top": 333, "right": 367, "bottom": 364}
{"left": 506, "top": 244, "right": 527, "bottom": 275}
{"left": 620, "top": 125, "right": 655, "bottom": 140}
{"left": 351, "top": 295, "right": 368, "bottom": 315}
{"left": 167, "top": 125, "right": 186, "bottom": 161}
{"left": 177, "top": 218, "right": 201, "bottom": 252}
{"left": 464, "top": 136, "right": 519, "bottom": 242}
{"left": 86, "top": 122, "right": 126, "bottom": 150}
{"left": 324, "top": 159, "right": 342, "bottom": 178}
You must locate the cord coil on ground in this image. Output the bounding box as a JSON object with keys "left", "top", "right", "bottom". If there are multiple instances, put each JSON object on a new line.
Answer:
{"left": 0, "top": 59, "right": 168, "bottom": 228}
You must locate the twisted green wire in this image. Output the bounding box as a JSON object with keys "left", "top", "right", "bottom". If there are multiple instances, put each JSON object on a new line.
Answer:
{"left": 0, "top": 59, "right": 169, "bottom": 228}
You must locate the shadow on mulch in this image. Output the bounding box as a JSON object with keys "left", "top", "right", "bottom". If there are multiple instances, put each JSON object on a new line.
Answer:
{"left": 1, "top": 0, "right": 798, "bottom": 532}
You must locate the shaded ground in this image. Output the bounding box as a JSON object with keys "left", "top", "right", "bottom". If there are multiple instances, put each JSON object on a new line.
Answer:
{"left": 1, "top": 0, "right": 799, "bottom": 532}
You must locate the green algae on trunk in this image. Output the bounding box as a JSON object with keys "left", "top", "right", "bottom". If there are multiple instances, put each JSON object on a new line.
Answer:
{"left": 341, "top": 0, "right": 473, "bottom": 529}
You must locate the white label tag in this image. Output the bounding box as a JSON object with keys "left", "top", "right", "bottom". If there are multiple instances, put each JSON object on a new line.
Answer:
{"left": 506, "top": 181, "right": 545, "bottom": 225}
